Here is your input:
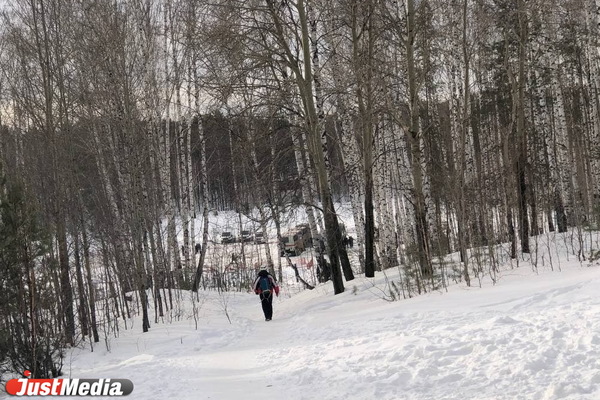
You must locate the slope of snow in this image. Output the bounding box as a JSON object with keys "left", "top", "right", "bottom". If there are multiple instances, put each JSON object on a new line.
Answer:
{"left": 63, "top": 248, "right": 600, "bottom": 400}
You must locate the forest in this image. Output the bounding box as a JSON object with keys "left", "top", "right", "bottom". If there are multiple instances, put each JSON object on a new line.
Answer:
{"left": 0, "top": 0, "right": 599, "bottom": 380}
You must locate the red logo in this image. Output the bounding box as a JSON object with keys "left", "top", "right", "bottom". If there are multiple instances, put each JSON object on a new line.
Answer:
{"left": 5, "top": 371, "right": 134, "bottom": 396}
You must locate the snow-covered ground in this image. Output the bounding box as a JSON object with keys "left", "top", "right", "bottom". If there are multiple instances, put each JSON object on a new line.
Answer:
{"left": 63, "top": 240, "right": 600, "bottom": 400}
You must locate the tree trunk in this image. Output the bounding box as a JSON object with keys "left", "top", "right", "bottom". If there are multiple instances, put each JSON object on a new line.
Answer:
{"left": 350, "top": 0, "right": 376, "bottom": 277}
{"left": 516, "top": 0, "right": 530, "bottom": 253}
{"left": 81, "top": 224, "right": 99, "bottom": 343}
{"left": 307, "top": 1, "right": 354, "bottom": 283}
{"left": 406, "top": 0, "right": 433, "bottom": 276}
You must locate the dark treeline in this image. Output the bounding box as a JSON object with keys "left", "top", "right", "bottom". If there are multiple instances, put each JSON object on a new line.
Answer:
{"left": 1, "top": 0, "right": 599, "bottom": 380}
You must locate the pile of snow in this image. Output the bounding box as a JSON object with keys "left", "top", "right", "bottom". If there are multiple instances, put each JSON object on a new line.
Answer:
{"left": 64, "top": 241, "right": 600, "bottom": 400}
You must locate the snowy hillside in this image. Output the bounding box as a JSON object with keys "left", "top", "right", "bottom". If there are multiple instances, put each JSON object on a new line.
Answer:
{"left": 64, "top": 241, "right": 600, "bottom": 400}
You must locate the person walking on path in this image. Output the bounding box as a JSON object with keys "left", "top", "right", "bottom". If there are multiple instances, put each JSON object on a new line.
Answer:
{"left": 253, "top": 269, "right": 280, "bottom": 321}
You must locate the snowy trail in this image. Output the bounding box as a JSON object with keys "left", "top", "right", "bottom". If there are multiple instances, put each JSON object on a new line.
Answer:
{"left": 63, "top": 263, "right": 600, "bottom": 400}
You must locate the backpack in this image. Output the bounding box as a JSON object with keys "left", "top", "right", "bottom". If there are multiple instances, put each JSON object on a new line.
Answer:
{"left": 259, "top": 275, "right": 271, "bottom": 293}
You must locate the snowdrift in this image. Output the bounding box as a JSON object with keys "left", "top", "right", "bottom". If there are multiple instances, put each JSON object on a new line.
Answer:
{"left": 62, "top": 229, "right": 600, "bottom": 400}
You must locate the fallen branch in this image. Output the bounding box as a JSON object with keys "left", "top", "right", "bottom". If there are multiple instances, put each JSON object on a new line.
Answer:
{"left": 285, "top": 253, "right": 315, "bottom": 290}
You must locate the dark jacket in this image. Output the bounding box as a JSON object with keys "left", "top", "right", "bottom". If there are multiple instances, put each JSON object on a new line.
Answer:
{"left": 253, "top": 270, "right": 280, "bottom": 296}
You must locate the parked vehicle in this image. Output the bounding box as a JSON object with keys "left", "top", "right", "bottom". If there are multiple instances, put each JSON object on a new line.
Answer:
{"left": 280, "top": 231, "right": 305, "bottom": 256}
{"left": 221, "top": 231, "right": 235, "bottom": 244}
{"left": 295, "top": 223, "right": 313, "bottom": 247}
{"left": 240, "top": 230, "right": 253, "bottom": 242}
{"left": 254, "top": 231, "right": 266, "bottom": 244}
